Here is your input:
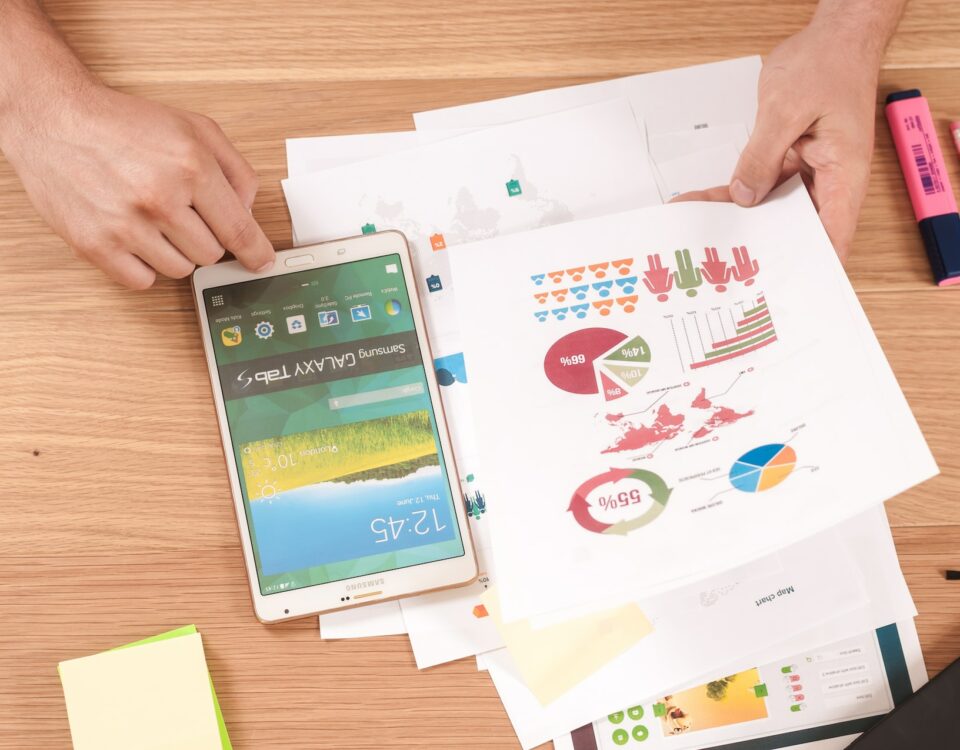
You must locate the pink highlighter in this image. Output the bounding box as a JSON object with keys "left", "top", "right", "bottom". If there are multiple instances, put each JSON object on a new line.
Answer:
{"left": 885, "top": 90, "right": 960, "bottom": 286}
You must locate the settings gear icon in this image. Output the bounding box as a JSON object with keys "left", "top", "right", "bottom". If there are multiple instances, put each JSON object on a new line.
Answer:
{"left": 254, "top": 320, "right": 275, "bottom": 340}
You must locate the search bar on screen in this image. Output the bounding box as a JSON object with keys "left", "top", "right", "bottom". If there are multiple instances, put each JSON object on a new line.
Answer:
{"left": 328, "top": 383, "right": 425, "bottom": 410}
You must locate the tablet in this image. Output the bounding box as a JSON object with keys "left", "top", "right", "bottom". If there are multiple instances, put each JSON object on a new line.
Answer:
{"left": 192, "top": 231, "right": 478, "bottom": 622}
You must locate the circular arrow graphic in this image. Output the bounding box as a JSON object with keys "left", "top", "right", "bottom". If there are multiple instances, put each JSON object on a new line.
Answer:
{"left": 567, "top": 468, "right": 672, "bottom": 535}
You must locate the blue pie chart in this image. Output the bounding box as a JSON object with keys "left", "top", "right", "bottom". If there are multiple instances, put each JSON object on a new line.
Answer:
{"left": 729, "top": 444, "right": 797, "bottom": 493}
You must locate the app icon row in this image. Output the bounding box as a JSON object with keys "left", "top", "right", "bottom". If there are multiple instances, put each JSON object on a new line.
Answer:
{"left": 220, "top": 300, "right": 402, "bottom": 347}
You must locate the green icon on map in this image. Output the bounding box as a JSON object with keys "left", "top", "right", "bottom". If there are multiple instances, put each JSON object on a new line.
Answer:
{"left": 632, "top": 725, "right": 650, "bottom": 741}
{"left": 506, "top": 179, "right": 522, "bottom": 196}
{"left": 652, "top": 702, "right": 666, "bottom": 717}
{"left": 608, "top": 711, "right": 624, "bottom": 724}
{"left": 361, "top": 223, "right": 376, "bottom": 234}
{"left": 611, "top": 728, "right": 629, "bottom": 746}
{"left": 627, "top": 705, "right": 644, "bottom": 720}
{"left": 754, "top": 683, "right": 769, "bottom": 698}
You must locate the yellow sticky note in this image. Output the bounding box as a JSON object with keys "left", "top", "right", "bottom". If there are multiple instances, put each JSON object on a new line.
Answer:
{"left": 58, "top": 632, "right": 222, "bottom": 750}
{"left": 481, "top": 587, "right": 653, "bottom": 706}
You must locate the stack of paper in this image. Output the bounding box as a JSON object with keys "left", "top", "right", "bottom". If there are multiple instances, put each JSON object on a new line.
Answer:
{"left": 283, "top": 56, "right": 935, "bottom": 750}
{"left": 58, "top": 625, "right": 230, "bottom": 750}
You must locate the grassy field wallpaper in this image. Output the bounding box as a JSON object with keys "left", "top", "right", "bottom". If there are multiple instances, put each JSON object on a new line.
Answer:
{"left": 240, "top": 410, "right": 439, "bottom": 499}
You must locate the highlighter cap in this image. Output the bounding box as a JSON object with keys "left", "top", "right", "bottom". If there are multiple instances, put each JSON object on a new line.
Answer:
{"left": 885, "top": 89, "right": 922, "bottom": 105}
{"left": 919, "top": 213, "right": 960, "bottom": 286}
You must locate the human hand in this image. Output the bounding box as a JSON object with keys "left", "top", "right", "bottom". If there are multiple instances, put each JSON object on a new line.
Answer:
{"left": 0, "top": 79, "right": 275, "bottom": 288}
{"left": 674, "top": 18, "right": 887, "bottom": 261}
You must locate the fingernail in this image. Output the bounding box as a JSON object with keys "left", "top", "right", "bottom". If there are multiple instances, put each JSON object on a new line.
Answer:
{"left": 255, "top": 259, "right": 274, "bottom": 273}
{"left": 730, "top": 179, "right": 756, "bottom": 206}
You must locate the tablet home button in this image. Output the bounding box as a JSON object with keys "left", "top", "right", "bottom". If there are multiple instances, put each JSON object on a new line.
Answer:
{"left": 285, "top": 254, "right": 314, "bottom": 267}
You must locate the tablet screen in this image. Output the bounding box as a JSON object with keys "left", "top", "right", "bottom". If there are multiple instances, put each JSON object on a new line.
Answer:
{"left": 202, "top": 254, "right": 464, "bottom": 595}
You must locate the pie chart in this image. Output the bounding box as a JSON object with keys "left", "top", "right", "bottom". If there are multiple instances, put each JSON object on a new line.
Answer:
{"left": 596, "top": 335, "right": 651, "bottom": 401}
{"left": 729, "top": 444, "right": 796, "bottom": 493}
{"left": 543, "top": 328, "right": 628, "bottom": 395}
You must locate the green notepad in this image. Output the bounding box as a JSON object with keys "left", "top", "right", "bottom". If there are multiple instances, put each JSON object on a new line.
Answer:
{"left": 59, "top": 624, "right": 231, "bottom": 750}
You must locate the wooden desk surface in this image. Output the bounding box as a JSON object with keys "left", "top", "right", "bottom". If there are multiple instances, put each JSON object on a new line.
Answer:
{"left": 3, "top": 2, "right": 960, "bottom": 747}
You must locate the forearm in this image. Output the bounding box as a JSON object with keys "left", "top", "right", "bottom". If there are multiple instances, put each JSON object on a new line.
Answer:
{"left": 811, "top": 0, "right": 907, "bottom": 65}
{"left": 0, "top": 1, "right": 97, "bottom": 149}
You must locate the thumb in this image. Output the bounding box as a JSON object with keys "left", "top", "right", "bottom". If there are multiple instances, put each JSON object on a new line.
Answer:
{"left": 731, "top": 105, "right": 805, "bottom": 207}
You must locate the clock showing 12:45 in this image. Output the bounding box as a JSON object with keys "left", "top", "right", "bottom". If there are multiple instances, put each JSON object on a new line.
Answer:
{"left": 371, "top": 509, "right": 448, "bottom": 544}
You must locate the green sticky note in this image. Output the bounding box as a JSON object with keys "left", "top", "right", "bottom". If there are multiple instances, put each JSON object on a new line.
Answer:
{"left": 115, "top": 626, "right": 232, "bottom": 749}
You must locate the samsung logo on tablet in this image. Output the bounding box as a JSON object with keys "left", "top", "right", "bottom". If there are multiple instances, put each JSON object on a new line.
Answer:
{"left": 346, "top": 578, "right": 384, "bottom": 591}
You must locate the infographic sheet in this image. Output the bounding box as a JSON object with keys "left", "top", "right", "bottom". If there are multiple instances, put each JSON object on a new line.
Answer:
{"left": 565, "top": 620, "right": 926, "bottom": 750}
{"left": 448, "top": 177, "right": 937, "bottom": 623}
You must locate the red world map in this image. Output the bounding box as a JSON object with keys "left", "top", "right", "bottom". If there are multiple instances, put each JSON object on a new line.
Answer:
{"left": 603, "top": 388, "right": 753, "bottom": 454}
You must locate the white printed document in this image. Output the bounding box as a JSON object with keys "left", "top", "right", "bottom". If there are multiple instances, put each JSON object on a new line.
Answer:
{"left": 482, "top": 505, "right": 917, "bottom": 748}
{"left": 414, "top": 57, "right": 761, "bottom": 138}
{"left": 448, "top": 177, "right": 936, "bottom": 623}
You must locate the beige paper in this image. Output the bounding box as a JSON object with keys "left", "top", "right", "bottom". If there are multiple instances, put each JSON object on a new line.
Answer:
{"left": 481, "top": 587, "right": 653, "bottom": 705}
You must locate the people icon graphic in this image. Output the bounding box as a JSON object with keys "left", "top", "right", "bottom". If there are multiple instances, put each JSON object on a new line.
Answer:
{"left": 701, "top": 246, "right": 732, "bottom": 292}
{"left": 673, "top": 248, "right": 703, "bottom": 298}
{"left": 642, "top": 254, "right": 673, "bottom": 302}
{"left": 732, "top": 245, "right": 760, "bottom": 285}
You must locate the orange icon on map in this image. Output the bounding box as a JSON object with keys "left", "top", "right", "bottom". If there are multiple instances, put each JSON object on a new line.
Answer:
{"left": 430, "top": 233, "right": 446, "bottom": 251}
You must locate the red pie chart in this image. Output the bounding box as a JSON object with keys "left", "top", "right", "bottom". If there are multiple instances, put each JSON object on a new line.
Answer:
{"left": 543, "top": 328, "right": 628, "bottom": 395}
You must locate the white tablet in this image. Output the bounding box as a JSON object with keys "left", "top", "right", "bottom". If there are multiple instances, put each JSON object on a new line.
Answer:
{"left": 192, "top": 231, "right": 478, "bottom": 622}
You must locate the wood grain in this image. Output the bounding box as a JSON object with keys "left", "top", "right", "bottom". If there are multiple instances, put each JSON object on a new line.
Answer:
{"left": 3, "top": 1, "right": 960, "bottom": 747}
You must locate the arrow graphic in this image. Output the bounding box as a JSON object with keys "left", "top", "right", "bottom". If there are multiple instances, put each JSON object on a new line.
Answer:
{"left": 622, "top": 468, "right": 673, "bottom": 505}
{"left": 568, "top": 468, "right": 673, "bottom": 535}
{"left": 604, "top": 499, "right": 669, "bottom": 535}
{"left": 567, "top": 492, "right": 612, "bottom": 534}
